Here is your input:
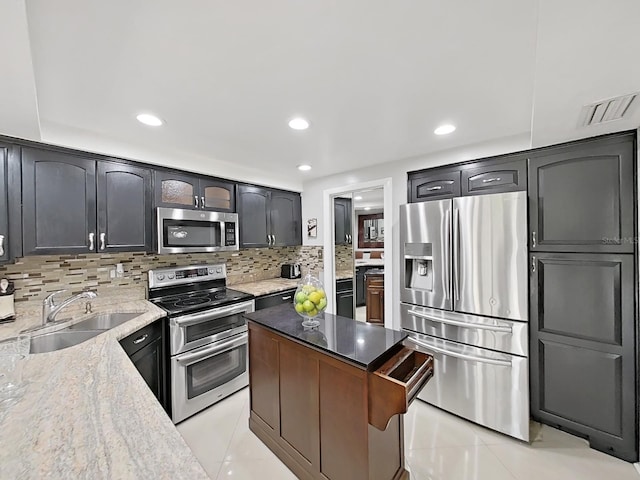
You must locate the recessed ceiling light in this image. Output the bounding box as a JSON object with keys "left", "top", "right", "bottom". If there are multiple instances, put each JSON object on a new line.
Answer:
{"left": 434, "top": 124, "right": 456, "bottom": 135}
{"left": 289, "top": 118, "right": 310, "bottom": 130}
{"left": 364, "top": 207, "right": 371, "bottom": 211}
{"left": 297, "top": 164, "right": 312, "bottom": 171}
{"left": 136, "top": 113, "right": 163, "bottom": 126}
{"left": 354, "top": 196, "right": 363, "bottom": 200}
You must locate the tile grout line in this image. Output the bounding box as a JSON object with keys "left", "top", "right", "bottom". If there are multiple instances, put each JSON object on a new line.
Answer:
{"left": 215, "top": 389, "right": 250, "bottom": 480}
{"left": 483, "top": 443, "right": 521, "bottom": 480}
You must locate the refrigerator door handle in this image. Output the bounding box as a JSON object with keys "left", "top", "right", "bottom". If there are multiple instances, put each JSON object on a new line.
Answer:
{"left": 407, "top": 337, "right": 512, "bottom": 367}
{"left": 407, "top": 309, "right": 513, "bottom": 333}
{"left": 453, "top": 208, "right": 460, "bottom": 302}
{"left": 444, "top": 210, "right": 451, "bottom": 300}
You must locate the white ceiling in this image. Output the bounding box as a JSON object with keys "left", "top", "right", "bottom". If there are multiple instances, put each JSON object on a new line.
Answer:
{"left": 1, "top": 1, "right": 639, "bottom": 191}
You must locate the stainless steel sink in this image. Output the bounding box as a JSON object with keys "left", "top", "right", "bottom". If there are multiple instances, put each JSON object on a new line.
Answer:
{"left": 29, "top": 330, "right": 103, "bottom": 354}
{"left": 67, "top": 312, "right": 141, "bottom": 331}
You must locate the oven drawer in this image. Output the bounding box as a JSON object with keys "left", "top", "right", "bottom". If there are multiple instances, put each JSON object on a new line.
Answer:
{"left": 120, "top": 319, "right": 164, "bottom": 356}
{"left": 170, "top": 299, "right": 254, "bottom": 355}
{"left": 405, "top": 332, "right": 529, "bottom": 441}
{"left": 400, "top": 303, "right": 528, "bottom": 356}
{"left": 171, "top": 332, "right": 249, "bottom": 423}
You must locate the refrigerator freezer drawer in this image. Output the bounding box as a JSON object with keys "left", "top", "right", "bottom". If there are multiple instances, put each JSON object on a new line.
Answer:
{"left": 401, "top": 303, "right": 528, "bottom": 356}
{"left": 405, "top": 332, "right": 530, "bottom": 442}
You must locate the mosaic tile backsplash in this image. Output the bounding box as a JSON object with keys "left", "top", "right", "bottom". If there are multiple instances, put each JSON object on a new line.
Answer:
{"left": 0, "top": 246, "right": 324, "bottom": 315}
{"left": 335, "top": 244, "right": 354, "bottom": 271}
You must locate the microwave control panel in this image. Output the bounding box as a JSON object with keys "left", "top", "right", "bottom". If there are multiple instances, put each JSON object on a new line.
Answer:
{"left": 225, "top": 223, "right": 236, "bottom": 246}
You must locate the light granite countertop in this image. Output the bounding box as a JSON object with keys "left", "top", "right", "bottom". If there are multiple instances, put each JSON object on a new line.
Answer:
{"left": 232, "top": 271, "right": 354, "bottom": 297}
{"left": 0, "top": 300, "right": 209, "bottom": 480}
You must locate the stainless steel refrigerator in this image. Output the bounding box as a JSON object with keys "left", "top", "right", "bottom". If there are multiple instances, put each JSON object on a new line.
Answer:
{"left": 400, "top": 191, "right": 529, "bottom": 441}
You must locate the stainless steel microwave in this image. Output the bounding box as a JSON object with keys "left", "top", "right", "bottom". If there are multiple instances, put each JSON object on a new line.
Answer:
{"left": 157, "top": 207, "right": 239, "bottom": 254}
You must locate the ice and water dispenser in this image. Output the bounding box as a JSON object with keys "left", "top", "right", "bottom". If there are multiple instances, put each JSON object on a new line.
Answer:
{"left": 403, "top": 243, "right": 433, "bottom": 291}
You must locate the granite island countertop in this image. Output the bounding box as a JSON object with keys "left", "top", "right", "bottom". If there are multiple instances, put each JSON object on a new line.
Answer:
{"left": 0, "top": 300, "right": 209, "bottom": 480}
{"left": 232, "top": 270, "right": 354, "bottom": 297}
{"left": 245, "top": 303, "right": 407, "bottom": 370}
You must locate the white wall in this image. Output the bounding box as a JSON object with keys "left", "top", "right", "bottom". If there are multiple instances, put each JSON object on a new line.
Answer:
{"left": 301, "top": 132, "right": 531, "bottom": 329}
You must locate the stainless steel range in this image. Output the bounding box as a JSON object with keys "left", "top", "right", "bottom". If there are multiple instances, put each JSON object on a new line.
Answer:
{"left": 148, "top": 264, "right": 254, "bottom": 424}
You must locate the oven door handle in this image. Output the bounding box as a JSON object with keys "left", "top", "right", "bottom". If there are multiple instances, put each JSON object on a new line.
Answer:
{"left": 407, "top": 309, "right": 512, "bottom": 333}
{"left": 173, "top": 301, "right": 254, "bottom": 327}
{"left": 176, "top": 333, "right": 248, "bottom": 366}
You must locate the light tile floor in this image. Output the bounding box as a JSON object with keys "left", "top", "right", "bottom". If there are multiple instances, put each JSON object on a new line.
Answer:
{"left": 178, "top": 387, "right": 640, "bottom": 480}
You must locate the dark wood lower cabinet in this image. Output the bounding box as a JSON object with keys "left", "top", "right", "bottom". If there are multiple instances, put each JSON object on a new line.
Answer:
{"left": 248, "top": 321, "right": 433, "bottom": 480}
{"left": 366, "top": 273, "right": 384, "bottom": 324}
{"left": 120, "top": 319, "right": 168, "bottom": 414}
{"left": 336, "top": 278, "right": 354, "bottom": 319}
{"left": 530, "top": 253, "right": 637, "bottom": 461}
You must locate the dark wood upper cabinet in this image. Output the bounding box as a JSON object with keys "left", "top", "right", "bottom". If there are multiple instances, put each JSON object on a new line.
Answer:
{"left": 530, "top": 252, "right": 636, "bottom": 461}
{"left": 97, "top": 162, "right": 153, "bottom": 252}
{"left": 236, "top": 184, "right": 301, "bottom": 248}
{"left": 529, "top": 135, "right": 634, "bottom": 253}
{"left": 334, "top": 197, "right": 352, "bottom": 245}
{"left": 236, "top": 185, "right": 270, "bottom": 247}
{"left": 154, "top": 171, "right": 198, "bottom": 209}
{"left": 199, "top": 178, "right": 236, "bottom": 212}
{"left": 461, "top": 156, "right": 526, "bottom": 196}
{"left": 0, "top": 145, "right": 10, "bottom": 262}
{"left": 408, "top": 170, "right": 461, "bottom": 202}
{"left": 155, "top": 171, "right": 235, "bottom": 212}
{"left": 269, "top": 190, "right": 301, "bottom": 247}
{"left": 22, "top": 147, "right": 153, "bottom": 255}
{"left": 22, "top": 148, "right": 97, "bottom": 255}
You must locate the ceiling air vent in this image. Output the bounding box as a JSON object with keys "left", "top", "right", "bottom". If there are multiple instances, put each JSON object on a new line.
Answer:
{"left": 578, "top": 92, "right": 637, "bottom": 127}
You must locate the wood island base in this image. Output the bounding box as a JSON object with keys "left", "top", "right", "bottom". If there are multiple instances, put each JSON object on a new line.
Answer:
{"left": 247, "top": 319, "right": 433, "bottom": 480}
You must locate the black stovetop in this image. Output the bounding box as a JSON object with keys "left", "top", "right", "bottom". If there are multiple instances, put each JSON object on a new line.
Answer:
{"left": 151, "top": 287, "right": 254, "bottom": 316}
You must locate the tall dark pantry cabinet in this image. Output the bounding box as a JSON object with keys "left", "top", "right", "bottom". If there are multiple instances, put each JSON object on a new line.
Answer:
{"left": 528, "top": 132, "right": 637, "bottom": 461}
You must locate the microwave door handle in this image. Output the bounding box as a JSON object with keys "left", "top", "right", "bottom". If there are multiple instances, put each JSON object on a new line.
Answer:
{"left": 174, "top": 301, "right": 253, "bottom": 327}
{"left": 407, "top": 309, "right": 512, "bottom": 333}
{"left": 176, "top": 332, "right": 248, "bottom": 366}
{"left": 407, "top": 337, "right": 512, "bottom": 367}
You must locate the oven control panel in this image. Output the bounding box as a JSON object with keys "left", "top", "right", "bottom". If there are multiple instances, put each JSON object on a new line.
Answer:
{"left": 148, "top": 264, "right": 226, "bottom": 289}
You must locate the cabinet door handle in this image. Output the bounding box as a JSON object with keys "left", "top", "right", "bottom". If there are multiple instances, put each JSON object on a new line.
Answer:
{"left": 272, "top": 234, "right": 276, "bottom": 245}
{"left": 0, "top": 234, "right": 4, "bottom": 256}
{"left": 267, "top": 234, "right": 272, "bottom": 246}
{"left": 99, "top": 232, "right": 106, "bottom": 250}
{"left": 427, "top": 185, "right": 442, "bottom": 191}
{"left": 531, "top": 256, "right": 536, "bottom": 274}
{"left": 531, "top": 231, "right": 537, "bottom": 248}
{"left": 194, "top": 196, "right": 199, "bottom": 208}
{"left": 201, "top": 196, "right": 205, "bottom": 209}
{"left": 281, "top": 296, "right": 292, "bottom": 301}
{"left": 132, "top": 333, "right": 149, "bottom": 344}
{"left": 482, "top": 177, "right": 501, "bottom": 183}
{"left": 89, "top": 232, "right": 95, "bottom": 250}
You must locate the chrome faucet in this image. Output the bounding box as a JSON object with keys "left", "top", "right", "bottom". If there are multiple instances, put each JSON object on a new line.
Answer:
{"left": 42, "top": 290, "right": 98, "bottom": 325}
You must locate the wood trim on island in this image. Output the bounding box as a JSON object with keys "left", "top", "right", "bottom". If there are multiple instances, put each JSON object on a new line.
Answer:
{"left": 247, "top": 320, "right": 433, "bottom": 480}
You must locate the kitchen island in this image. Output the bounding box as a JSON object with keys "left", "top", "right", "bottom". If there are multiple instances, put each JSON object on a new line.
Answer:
{"left": 245, "top": 304, "right": 433, "bottom": 480}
